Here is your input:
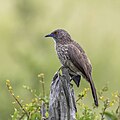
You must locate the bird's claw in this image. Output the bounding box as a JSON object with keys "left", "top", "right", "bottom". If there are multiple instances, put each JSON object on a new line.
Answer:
{"left": 56, "top": 66, "right": 68, "bottom": 78}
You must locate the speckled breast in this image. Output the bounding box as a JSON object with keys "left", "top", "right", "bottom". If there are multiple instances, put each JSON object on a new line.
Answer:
{"left": 56, "top": 44, "right": 69, "bottom": 66}
{"left": 55, "top": 44, "right": 79, "bottom": 74}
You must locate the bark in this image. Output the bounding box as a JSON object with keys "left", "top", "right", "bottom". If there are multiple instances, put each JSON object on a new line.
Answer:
{"left": 49, "top": 67, "right": 77, "bottom": 120}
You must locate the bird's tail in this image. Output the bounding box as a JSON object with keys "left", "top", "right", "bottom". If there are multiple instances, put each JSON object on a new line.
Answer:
{"left": 88, "top": 77, "right": 98, "bottom": 106}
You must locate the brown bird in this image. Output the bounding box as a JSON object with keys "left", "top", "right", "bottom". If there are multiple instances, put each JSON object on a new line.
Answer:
{"left": 45, "top": 29, "right": 98, "bottom": 106}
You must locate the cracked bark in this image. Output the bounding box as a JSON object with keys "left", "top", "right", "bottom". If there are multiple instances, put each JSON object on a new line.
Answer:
{"left": 48, "top": 67, "right": 77, "bottom": 120}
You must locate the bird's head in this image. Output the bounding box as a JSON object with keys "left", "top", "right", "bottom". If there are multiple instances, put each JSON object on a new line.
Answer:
{"left": 45, "top": 29, "right": 72, "bottom": 43}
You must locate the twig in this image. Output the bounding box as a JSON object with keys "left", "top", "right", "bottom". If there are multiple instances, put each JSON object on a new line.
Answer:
{"left": 6, "top": 80, "right": 29, "bottom": 119}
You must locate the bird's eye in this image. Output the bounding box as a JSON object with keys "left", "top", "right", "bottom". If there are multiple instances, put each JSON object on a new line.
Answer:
{"left": 54, "top": 31, "right": 58, "bottom": 35}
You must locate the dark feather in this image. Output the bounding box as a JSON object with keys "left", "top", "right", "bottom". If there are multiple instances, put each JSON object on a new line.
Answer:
{"left": 67, "top": 43, "right": 98, "bottom": 106}
{"left": 89, "top": 77, "right": 98, "bottom": 106}
{"left": 69, "top": 74, "right": 81, "bottom": 87}
{"left": 67, "top": 43, "right": 89, "bottom": 78}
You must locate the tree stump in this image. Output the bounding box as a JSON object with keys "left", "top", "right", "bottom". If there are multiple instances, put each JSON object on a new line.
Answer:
{"left": 49, "top": 67, "right": 77, "bottom": 120}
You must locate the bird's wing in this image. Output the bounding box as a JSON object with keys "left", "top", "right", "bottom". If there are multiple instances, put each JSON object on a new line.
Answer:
{"left": 67, "top": 43, "right": 98, "bottom": 106}
{"left": 67, "top": 43, "right": 92, "bottom": 79}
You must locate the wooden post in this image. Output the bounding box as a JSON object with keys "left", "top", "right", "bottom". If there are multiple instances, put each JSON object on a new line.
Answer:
{"left": 49, "top": 67, "right": 77, "bottom": 120}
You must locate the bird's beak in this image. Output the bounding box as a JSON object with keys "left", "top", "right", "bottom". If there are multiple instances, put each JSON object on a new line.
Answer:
{"left": 45, "top": 33, "right": 54, "bottom": 37}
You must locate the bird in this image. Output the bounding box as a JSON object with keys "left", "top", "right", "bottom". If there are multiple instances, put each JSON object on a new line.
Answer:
{"left": 45, "top": 29, "right": 98, "bottom": 106}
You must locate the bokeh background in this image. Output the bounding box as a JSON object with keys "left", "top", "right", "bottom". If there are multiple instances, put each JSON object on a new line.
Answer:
{"left": 0, "top": 0, "right": 120, "bottom": 119}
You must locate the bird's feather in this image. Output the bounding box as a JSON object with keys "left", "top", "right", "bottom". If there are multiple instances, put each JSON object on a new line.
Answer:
{"left": 67, "top": 43, "right": 98, "bottom": 106}
{"left": 67, "top": 43, "right": 91, "bottom": 79}
{"left": 69, "top": 74, "right": 81, "bottom": 87}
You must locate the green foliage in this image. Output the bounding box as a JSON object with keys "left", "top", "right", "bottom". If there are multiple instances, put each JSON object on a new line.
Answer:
{"left": 6, "top": 75, "right": 120, "bottom": 120}
{"left": 76, "top": 107, "right": 97, "bottom": 120}
{"left": 6, "top": 74, "right": 49, "bottom": 120}
{"left": 76, "top": 85, "right": 120, "bottom": 120}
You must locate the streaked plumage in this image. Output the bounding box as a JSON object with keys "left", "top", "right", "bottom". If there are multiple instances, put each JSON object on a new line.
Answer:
{"left": 45, "top": 29, "right": 98, "bottom": 106}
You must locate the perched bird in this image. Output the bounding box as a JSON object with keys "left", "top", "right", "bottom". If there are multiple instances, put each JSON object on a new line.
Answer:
{"left": 45, "top": 29, "right": 98, "bottom": 106}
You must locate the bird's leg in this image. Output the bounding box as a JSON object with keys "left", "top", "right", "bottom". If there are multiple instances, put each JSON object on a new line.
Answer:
{"left": 56, "top": 66, "right": 64, "bottom": 78}
{"left": 57, "top": 66, "right": 69, "bottom": 73}
{"left": 57, "top": 65, "right": 69, "bottom": 78}
{"left": 58, "top": 66, "right": 64, "bottom": 73}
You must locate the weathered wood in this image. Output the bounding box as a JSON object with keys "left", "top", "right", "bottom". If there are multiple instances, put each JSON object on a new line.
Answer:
{"left": 49, "top": 67, "right": 77, "bottom": 120}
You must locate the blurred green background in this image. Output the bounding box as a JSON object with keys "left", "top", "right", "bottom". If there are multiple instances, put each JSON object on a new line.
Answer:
{"left": 0, "top": 0, "right": 120, "bottom": 119}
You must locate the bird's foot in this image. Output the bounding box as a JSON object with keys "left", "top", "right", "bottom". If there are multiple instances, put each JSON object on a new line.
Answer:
{"left": 58, "top": 66, "right": 64, "bottom": 72}
{"left": 57, "top": 66, "right": 68, "bottom": 73}
{"left": 56, "top": 66, "right": 63, "bottom": 78}
{"left": 57, "top": 66, "right": 68, "bottom": 77}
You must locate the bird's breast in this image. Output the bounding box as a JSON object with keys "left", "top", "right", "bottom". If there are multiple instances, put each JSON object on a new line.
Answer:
{"left": 56, "top": 44, "right": 82, "bottom": 75}
{"left": 56, "top": 44, "right": 69, "bottom": 66}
